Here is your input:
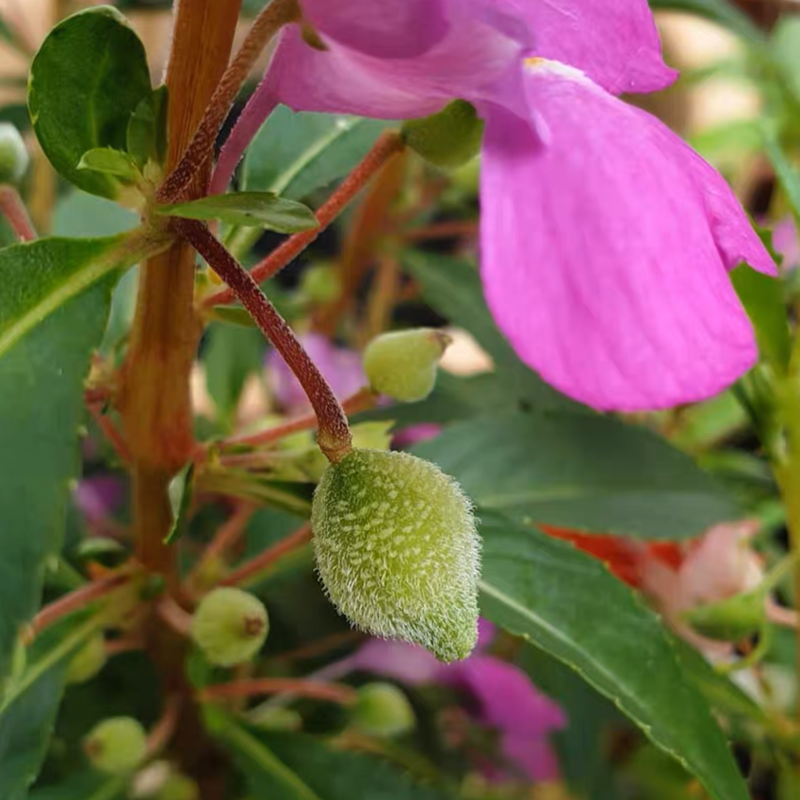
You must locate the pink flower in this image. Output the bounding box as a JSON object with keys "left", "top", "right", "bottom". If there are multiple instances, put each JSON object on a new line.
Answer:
{"left": 773, "top": 217, "right": 799, "bottom": 271}
{"left": 331, "top": 621, "right": 567, "bottom": 783}
{"left": 268, "top": 333, "right": 364, "bottom": 414}
{"left": 216, "top": 0, "right": 776, "bottom": 411}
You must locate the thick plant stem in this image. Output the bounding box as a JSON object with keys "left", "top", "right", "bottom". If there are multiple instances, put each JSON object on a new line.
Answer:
{"left": 177, "top": 219, "right": 353, "bottom": 463}
{"left": 202, "top": 131, "right": 407, "bottom": 307}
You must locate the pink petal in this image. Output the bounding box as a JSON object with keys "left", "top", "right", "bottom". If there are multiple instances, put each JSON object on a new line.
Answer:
{"left": 480, "top": 63, "right": 775, "bottom": 412}
{"left": 300, "top": 0, "right": 449, "bottom": 59}
{"left": 349, "top": 638, "right": 443, "bottom": 685}
{"left": 490, "top": 0, "right": 677, "bottom": 94}
{"left": 501, "top": 733, "right": 562, "bottom": 783}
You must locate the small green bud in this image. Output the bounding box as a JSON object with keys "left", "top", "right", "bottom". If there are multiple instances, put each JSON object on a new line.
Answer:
{"left": 312, "top": 449, "right": 480, "bottom": 662}
{"left": 191, "top": 587, "right": 269, "bottom": 667}
{"left": 684, "top": 590, "right": 767, "bottom": 642}
{"left": 67, "top": 633, "right": 107, "bottom": 685}
{"left": 300, "top": 263, "right": 341, "bottom": 304}
{"left": 354, "top": 682, "right": 415, "bottom": 737}
{"left": 363, "top": 328, "right": 451, "bottom": 402}
{"left": 248, "top": 705, "right": 303, "bottom": 732}
{"left": 83, "top": 717, "right": 147, "bottom": 774}
{"left": 402, "top": 101, "right": 484, "bottom": 171}
{"left": 0, "top": 124, "right": 28, "bottom": 185}
{"left": 157, "top": 772, "right": 200, "bottom": 800}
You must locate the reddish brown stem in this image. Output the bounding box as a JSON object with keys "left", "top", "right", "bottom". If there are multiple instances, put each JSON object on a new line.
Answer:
{"left": 157, "top": 596, "right": 194, "bottom": 638}
{"left": 222, "top": 387, "right": 377, "bottom": 450}
{"left": 0, "top": 186, "right": 36, "bottom": 241}
{"left": 186, "top": 503, "right": 255, "bottom": 590}
{"left": 274, "top": 631, "right": 363, "bottom": 664}
{"left": 202, "top": 131, "right": 407, "bottom": 308}
{"left": 146, "top": 695, "right": 182, "bottom": 757}
{"left": 177, "top": 219, "right": 352, "bottom": 463}
{"left": 404, "top": 219, "right": 478, "bottom": 242}
{"left": 199, "top": 678, "right": 357, "bottom": 706}
{"left": 88, "top": 403, "right": 132, "bottom": 465}
{"left": 28, "top": 570, "right": 133, "bottom": 639}
{"left": 158, "top": 0, "right": 301, "bottom": 203}
{"left": 220, "top": 523, "right": 312, "bottom": 588}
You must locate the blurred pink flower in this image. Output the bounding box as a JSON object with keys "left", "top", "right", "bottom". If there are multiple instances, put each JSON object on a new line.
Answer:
{"left": 215, "top": 0, "right": 774, "bottom": 412}
{"left": 328, "top": 620, "right": 566, "bottom": 783}
{"left": 268, "top": 333, "right": 365, "bottom": 413}
{"left": 73, "top": 475, "right": 125, "bottom": 526}
{"left": 773, "top": 217, "right": 799, "bottom": 271}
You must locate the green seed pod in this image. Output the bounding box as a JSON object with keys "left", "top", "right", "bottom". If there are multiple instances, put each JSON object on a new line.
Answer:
{"left": 83, "top": 717, "right": 147, "bottom": 774}
{"left": 157, "top": 772, "right": 200, "bottom": 800}
{"left": 402, "top": 101, "right": 484, "bottom": 171}
{"left": 66, "top": 633, "right": 107, "bottom": 685}
{"left": 363, "top": 329, "right": 451, "bottom": 402}
{"left": 354, "top": 682, "right": 415, "bottom": 737}
{"left": 683, "top": 590, "right": 767, "bottom": 642}
{"left": 191, "top": 587, "right": 269, "bottom": 667}
{"left": 312, "top": 449, "right": 480, "bottom": 662}
{"left": 0, "top": 123, "right": 29, "bottom": 185}
{"left": 248, "top": 705, "right": 303, "bottom": 732}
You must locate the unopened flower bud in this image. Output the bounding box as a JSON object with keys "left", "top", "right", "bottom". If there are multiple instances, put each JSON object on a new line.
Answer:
{"left": 363, "top": 328, "right": 451, "bottom": 402}
{"left": 684, "top": 590, "right": 767, "bottom": 642}
{"left": 312, "top": 449, "right": 480, "bottom": 662}
{"left": 402, "top": 101, "right": 484, "bottom": 170}
{"left": 157, "top": 772, "right": 200, "bottom": 800}
{"left": 191, "top": 587, "right": 269, "bottom": 667}
{"left": 0, "top": 124, "right": 29, "bottom": 185}
{"left": 67, "top": 633, "right": 107, "bottom": 685}
{"left": 249, "top": 706, "right": 303, "bottom": 732}
{"left": 354, "top": 682, "right": 415, "bottom": 737}
{"left": 83, "top": 717, "right": 147, "bottom": 774}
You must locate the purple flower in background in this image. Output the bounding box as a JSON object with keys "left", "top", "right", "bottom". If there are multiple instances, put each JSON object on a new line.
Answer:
{"left": 268, "top": 333, "right": 365, "bottom": 414}
{"left": 328, "top": 621, "right": 566, "bottom": 783}
{"left": 215, "top": 0, "right": 776, "bottom": 412}
{"left": 774, "top": 217, "right": 799, "bottom": 271}
{"left": 73, "top": 475, "right": 125, "bottom": 526}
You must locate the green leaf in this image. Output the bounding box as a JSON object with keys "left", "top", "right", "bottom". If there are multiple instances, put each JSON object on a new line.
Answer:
{"left": 204, "top": 322, "right": 265, "bottom": 422}
{"left": 29, "top": 772, "right": 126, "bottom": 800}
{"left": 648, "top": 0, "right": 764, "bottom": 43}
{"left": 166, "top": 462, "right": 195, "bottom": 545}
{"left": 127, "top": 85, "right": 168, "bottom": 169}
{"left": 28, "top": 7, "right": 152, "bottom": 198}
{"left": 0, "top": 614, "right": 99, "bottom": 800}
{"left": 402, "top": 251, "right": 577, "bottom": 412}
{"left": 414, "top": 412, "right": 739, "bottom": 539}
{"left": 764, "top": 129, "right": 800, "bottom": 230}
{"left": 0, "top": 233, "right": 154, "bottom": 682}
{"left": 215, "top": 718, "right": 451, "bottom": 800}
{"left": 478, "top": 511, "right": 749, "bottom": 800}
{"left": 243, "top": 106, "right": 391, "bottom": 200}
{"left": 731, "top": 263, "right": 791, "bottom": 370}
{"left": 53, "top": 192, "right": 138, "bottom": 239}
{"left": 78, "top": 148, "right": 141, "bottom": 184}
{"left": 157, "top": 193, "right": 319, "bottom": 233}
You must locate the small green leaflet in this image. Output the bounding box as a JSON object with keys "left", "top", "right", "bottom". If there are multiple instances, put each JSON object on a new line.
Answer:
{"left": 78, "top": 148, "right": 141, "bottom": 184}
{"left": 166, "top": 463, "right": 195, "bottom": 544}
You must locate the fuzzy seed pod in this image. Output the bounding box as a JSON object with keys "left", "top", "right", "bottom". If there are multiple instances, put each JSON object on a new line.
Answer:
{"left": 354, "top": 682, "right": 415, "bottom": 737}
{"left": 363, "top": 329, "right": 451, "bottom": 402}
{"left": 0, "top": 124, "right": 28, "bottom": 185}
{"left": 191, "top": 587, "right": 269, "bottom": 667}
{"left": 83, "top": 717, "right": 147, "bottom": 774}
{"left": 312, "top": 449, "right": 480, "bottom": 662}
{"left": 66, "top": 633, "right": 107, "bottom": 685}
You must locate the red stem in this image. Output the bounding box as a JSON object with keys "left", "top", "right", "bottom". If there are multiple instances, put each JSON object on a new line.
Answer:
{"left": 88, "top": 402, "right": 133, "bottom": 465}
{"left": 176, "top": 219, "right": 352, "bottom": 463}
{"left": 201, "top": 131, "right": 406, "bottom": 308}
{"left": 199, "top": 678, "right": 357, "bottom": 705}
{"left": 220, "top": 523, "right": 312, "bottom": 588}
{"left": 158, "top": 0, "right": 301, "bottom": 203}
{"left": 0, "top": 187, "right": 36, "bottom": 241}
{"left": 146, "top": 694, "right": 182, "bottom": 757}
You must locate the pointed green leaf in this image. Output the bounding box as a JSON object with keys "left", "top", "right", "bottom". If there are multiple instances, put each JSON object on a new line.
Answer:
{"left": 479, "top": 511, "right": 749, "bottom": 800}
{"left": 127, "top": 85, "right": 169, "bottom": 169}
{"left": 28, "top": 7, "right": 152, "bottom": 198}
{"left": 78, "top": 148, "right": 141, "bottom": 184}
{"left": 157, "top": 193, "right": 318, "bottom": 233}
{"left": 243, "top": 107, "right": 391, "bottom": 201}
{"left": 166, "top": 462, "right": 195, "bottom": 545}
{"left": 0, "top": 233, "right": 156, "bottom": 683}
{"left": 414, "top": 412, "right": 738, "bottom": 539}
{"left": 215, "top": 718, "right": 450, "bottom": 800}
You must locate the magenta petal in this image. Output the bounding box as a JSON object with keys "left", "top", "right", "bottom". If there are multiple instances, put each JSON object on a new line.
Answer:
{"left": 501, "top": 733, "right": 562, "bottom": 783}
{"left": 494, "top": 0, "right": 677, "bottom": 94}
{"left": 349, "top": 638, "right": 443, "bottom": 685}
{"left": 301, "top": 0, "right": 449, "bottom": 59}
{"left": 480, "top": 64, "right": 775, "bottom": 412}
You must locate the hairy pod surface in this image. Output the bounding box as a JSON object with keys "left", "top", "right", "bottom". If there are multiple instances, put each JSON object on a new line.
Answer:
{"left": 312, "top": 449, "right": 480, "bottom": 662}
{"left": 83, "top": 716, "right": 147, "bottom": 774}
{"left": 363, "top": 328, "right": 451, "bottom": 402}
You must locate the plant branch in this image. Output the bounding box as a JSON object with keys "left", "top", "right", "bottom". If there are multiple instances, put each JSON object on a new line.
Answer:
{"left": 201, "top": 131, "right": 406, "bottom": 308}
{"left": 158, "top": 0, "right": 301, "bottom": 204}
{"left": 146, "top": 695, "right": 182, "bottom": 758}
{"left": 199, "top": 678, "right": 357, "bottom": 706}
{"left": 177, "top": 219, "right": 352, "bottom": 463}
{"left": 0, "top": 187, "right": 36, "bottom": 241}
{"left": 220, "top": 523, "right": 312, "bottom": 588}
